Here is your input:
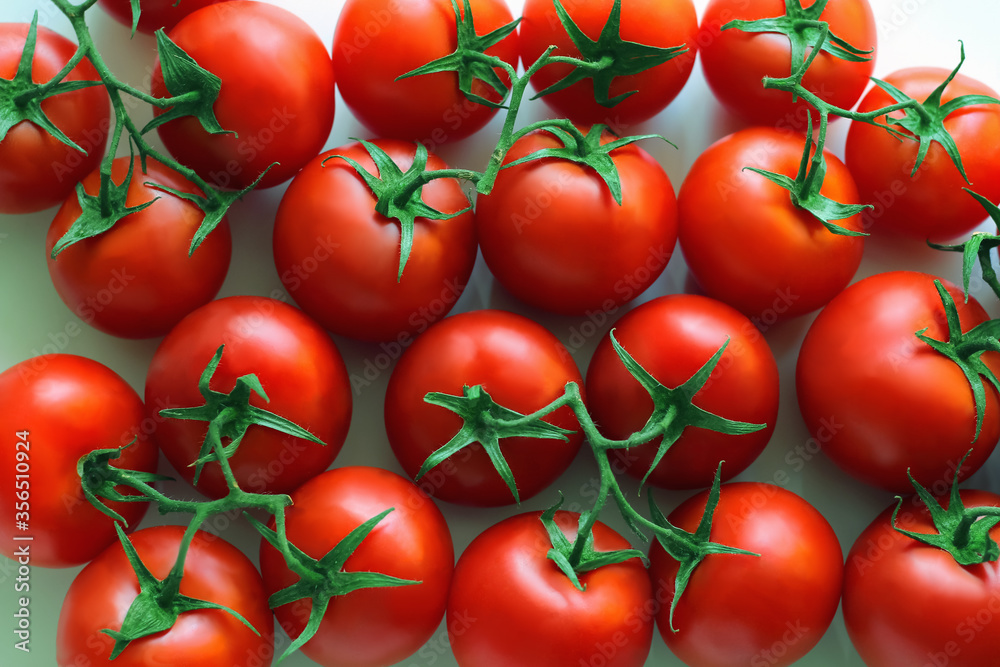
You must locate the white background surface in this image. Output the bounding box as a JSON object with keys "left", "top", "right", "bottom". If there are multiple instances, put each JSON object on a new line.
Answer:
{"left": 2, "top": 0, "right": 1000, "bottom": 665}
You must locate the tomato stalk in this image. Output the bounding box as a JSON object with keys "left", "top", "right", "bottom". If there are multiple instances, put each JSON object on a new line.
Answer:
{"left": 416, "top": 332, "right": 763, "bottom": 623}
{"left": 929, "top": 189, "right": 1000, "bottom": 302}
{"left": 29, "top": 0, "right": 268, "bottom": 257}
{"left": 76, "top": 347, "right": 418, "bottom": 663}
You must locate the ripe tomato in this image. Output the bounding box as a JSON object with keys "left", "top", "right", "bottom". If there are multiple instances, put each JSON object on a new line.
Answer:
{"left": 332, "top": 0, "right": 517, "bottom": 146}
{"left": 796, "top": 271, "right": 1000, "bottom": 493}
{"left": 0, "top": 355, "right": 157, "bottom": 568}
{"left": 845, "top": 67, "right": 1000, "bottom": 241}
{"left": 97, "top": 0, "right": 222, "bottom": 33}
{"left": 0, "top": 23, "right": 109, "bottom": 214}
{"left": 46, "top": 156, "right": 231, "bottom": 339}
{"left": 448, "top": 510, "right": 654, "bottom": 667}
{"left": 385, "top": 309, "right": 584, "bottom": 506}
{"left": 144, "top": 296, "right": 352, "bottom": 499}
{"left": 678, "top": 127, "right": 864, "bottom": 320}
{"left": 520, "top": 0, "right": 699, "bottom": 126}
{"left": 258, "top": 466, "right": 454, "bottom": 667}
{"left": 273, "top": 140, "right": 477, "bottom": 343}
{"left": 699, "top": 0, "right": 876, "bottom": 128}
{"left": 150, "top": 0, "right": 335, "bottom": 189}
{"left": 649, "top": 482, "right": 843, "bottom": 667}
{"left": 586, "top": 294, "right": 780, "bottom": 490}
{"left": 57, "top": 525, "right": 274, "bottom": 666}
{"left": 844, "top": 490, "right": 1000, "bottom": 667}
{"left": 476, "top": 128, "right": 677, "bottom": 315}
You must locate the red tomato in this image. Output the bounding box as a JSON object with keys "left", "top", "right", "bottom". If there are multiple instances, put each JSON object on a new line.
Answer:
{"left": 844, "top": 490, "right": 1000, "bottom": 667}
{"left": 0, "top": 23, "right": 109, "bottom": 214}
{"left": 649, "top": 482, "right": 843, "bottom": 667}
{"left": 46, "top": 156, "right": 231, "bottom": 339}
{"left": 0, "top": 355, "right": 157, "bottom": 568}
{"left": 678, "top": 127, "right": 864, "bottom": 320}
{"left": 586, "top": 294, "right": 780, "bottom": 489}
{"left": 699, "top": 0, "right": 876, "bottom": 127}
{"left": 520, "top": 0, "right": 699, "bottom": 126}
{"left": 258, "top": 466, "right": 454, "bottom": 667}
{"left": 57, "top": 525, "right": 274, "bottom": 666}
{"left": 845, "top": 67, "right": 1000, "bottom": 241}
{"left": 150, "top": 1, "right": 335, "bottom": 189}
{"left": 144, "top": 296, "right": 352, "bottom": 499}
{"left": 448, "top": 510, "right": 654, "bottom": 667}
{"left": 273, "top": 140, "right": 477, "bottom": 343}
{"left": 97, "top": 0, "right": 222, "bottom": 33}
{"left": 385, "top": 310, "right": 584, "bottom": 506}
{"left": 476, "top": 128, "right": 678, "bottom": 315}
{"left": 796, "top": 271, "right": 1000, "bottom": 493}
{"left": 332, "top": 0, "right": 518, "bottom": 145}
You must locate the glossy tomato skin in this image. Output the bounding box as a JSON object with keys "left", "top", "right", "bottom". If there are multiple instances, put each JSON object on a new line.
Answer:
{"left": 699, "top": 0, "right": 876, "bottom": 128}
{"left": 846, "top": 68, "right": 1000, "bottom": 241}
{"left": 844, "top": 490, "right": 1000, "bottom": 667}
{"left": 796, "top": 271, "right": 1000, "bottom": 493}
{"left": 650, "top": 482, "right": 843, "bottom": 667}
{"left": 46, "top": 156, "right": 231, "bottom": 339}
{"left": 476, "top": 128, "right": 677, "bottom": 315}
{"left": 259, "top": 466, "right": 454, "bottom": 667}
{"left": 448, "top": 510, "right": 654, "bottom": 667}
{"left": 150, "top": 1, "right": 335, "bottom": 189}
{"left": 587, "top": 295, "right": 779, "bottom": 489}
{"left": 97, "top": 0, "right": 222, "bottom": 33}
{"left": 520, "top": 0, "right": 699, "bottom": 126}
{"left": 385, "top": 310, "right": 584, "bottom": 506}
{"left": 0, "top": 23, "right": 109, "bottom": 214}
{"left": 273, "top": 140, "right": 477, "bottom": 343}
{"left": 679, "top": 127, "right": 864, "bottom": 320}
{"left": 0, "top": 355, "right": 156, "bottom": 569}
{"left": 332, "top": 0, "right": 517, "bottom": 144}
{"left": 144, "top": 296, "right": 352, "bottom": 499}
{"left": 57, "top": 525, "right": 274, "bottom": 667}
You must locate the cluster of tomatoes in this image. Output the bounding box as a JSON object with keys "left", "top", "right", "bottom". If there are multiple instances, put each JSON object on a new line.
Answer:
{"left": 3, "top": 0, "right": 1000, "bottom": 666}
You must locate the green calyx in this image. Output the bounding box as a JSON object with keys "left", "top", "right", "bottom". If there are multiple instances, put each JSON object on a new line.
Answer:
{"left": 532, "top": 0, "right": 688, "bottom": 108}
{"left": 326, "top": 139, "right": 475, "bottom": 281}
{"left": 397, "top": 0, "right": 519, "bottom": 108}
{"left": 928, "top": 189, "right": 1000, "bottom": 302}
{"left": 104, "top": 523, "right": 261, "bottom": 659}
{"left": 745, "top": 113, "right": 869, "bottom": 237}
{"left": 915, "top": 280, "right": 1000, "bottom": 442}
{"left": 606, "top": 333, "right": 767, "bottom": 490}
{"left": 418, "top": 384, "right": 574, "bottom": 505}
{"left": 541, "top": 494, "right": 646, "bottom": 592}
{"left": 77, "top": 441, "right": 173, "bottom": 525}
{"left": 158, "top": 345, "right": 326, "bottom": 489}
{"left": 506, "top": 122, "right": 673, "bottom": 205}
{"left": 893, "top": 451, "right": 1000, "bottom": 566}
{"left": 247, "top": 509, "right": 421, "bottom": 665}
{"left": 723, "top": 0, "right": 872, "bottom": 73}
{"left": 141, "top": 29, "right": 232, "bottom": 137}
{"left": 872, "top": 43, "right": 1000, "bottom": 182}
{"left": 649, "top": 464, "right": 758, "bottom": 632}
{"left": 0, "top": 13, "right": 102, "bottom": 152}
{"left": 51, "top": 146, "right": 158, "bottom": 258}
